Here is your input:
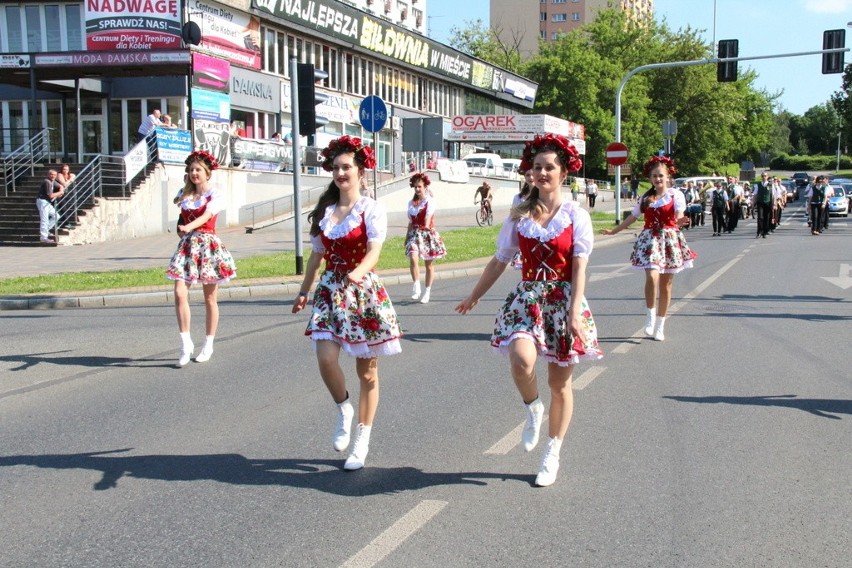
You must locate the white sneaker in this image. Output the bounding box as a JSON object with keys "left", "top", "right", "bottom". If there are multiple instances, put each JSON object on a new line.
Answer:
{"left": 420, "top": 288, "right": 431, "bottom": 304}
{"left": 644, "top": 309, "right": 656, "bottom": 336}
{"left": 522, "top": 399, "right": 545, "bottom": 452}
{"left": 333, "top": 399, "right": 355, "bottom": 452}
{"left": 654, "top": 318, "right": 666, "bottom": 342}
{"left": 343, "top": 424, "right": 371, "bottom": 470}
{"left": 411, "top": 281, "right": 421, "bottom": 300}
{"left": 194, "top": 345, "right": 213, "bottom": 363}
{"left": 178, "top": 342, "right": 194, "bottom": 367}
{"left": 535, "top": 437, "right": 562, "bottom": 487}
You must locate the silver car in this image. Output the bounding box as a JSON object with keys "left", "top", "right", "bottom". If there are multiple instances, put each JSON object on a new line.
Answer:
{"left": 827, "top": 185, "right": 848, "bottom": 216}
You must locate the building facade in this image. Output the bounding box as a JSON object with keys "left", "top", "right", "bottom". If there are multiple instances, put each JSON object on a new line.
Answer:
{"left": 0, "top": 0, "right": 537, "bottom": 169}
{"left": 491, "top": 0, "right": 654, "bottom": 59}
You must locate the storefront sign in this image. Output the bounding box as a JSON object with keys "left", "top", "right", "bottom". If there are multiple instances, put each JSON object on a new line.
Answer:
{"left": 450, "top": 114, "right": 585, "bottom": 139}
{"left": 123, "top": 141, "right": 149, "bottom": 184}
{"left": 34, "top": 50, "right": 189, "bottom": 66}
{"left": 192, "top": 52, "right": 230, "bottom": 93}
{"left": 230, "top": 67, "right": 280, "bottom": 113}
{"left": 85, "top": 0, "right": 182, "bottom": 51}
{"left": 250, "top": 0, "right": 537, "bottom": 106}
{"left": 191, "top": 0, "right": 261, "bottom": 70}
{"left": 0, "top": 54, "right": 30, "bottom": 68}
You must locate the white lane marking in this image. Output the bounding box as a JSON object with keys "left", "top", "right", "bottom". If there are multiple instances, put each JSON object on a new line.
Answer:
{"left": 484, "top": 415, "right": 549, "bottom": 455}
{"left": 340, "top": 500, "right": 448, "bottom": 568}
{"left": 572, "top": 366, "right": 606, "bottom": 390}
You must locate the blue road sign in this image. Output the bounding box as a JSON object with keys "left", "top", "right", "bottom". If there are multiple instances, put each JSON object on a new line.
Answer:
{"left": 359, "top": 95, "right": 387, "bottom": 133}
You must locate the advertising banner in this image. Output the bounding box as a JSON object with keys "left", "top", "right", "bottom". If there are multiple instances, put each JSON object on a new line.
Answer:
{"left": 190, "top": 88, "right": 230, "bottom": 122}
{"left": 85, "top": 0, "right": 182, "bottom": 51}
{"left": 232, "top": 138, "right": 292, "bottom": 171}
{"left": 191, "top": 0, "right": 261, "bottom": 70}
{"left": 193, "top": 53, "right": 230, "bottom": 93}
{"left": 154, "top": 127, "right": 193, "bottom": 163}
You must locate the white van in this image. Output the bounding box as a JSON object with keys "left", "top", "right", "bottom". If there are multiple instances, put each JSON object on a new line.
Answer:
{"left": 462, "top": 153, "right": 505, "bottom": 177}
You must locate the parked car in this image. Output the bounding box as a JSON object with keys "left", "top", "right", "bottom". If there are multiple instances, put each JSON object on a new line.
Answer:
{"left": 841, "top": 183, "right": 852, "bottom": 212}
{"left": 791, "top": 172, "right": 810, "bottom": 187}
{"left": 827, "top": 185, "right": 848, "bottom": 216}
{"left": 462, "top": 153, "right": 505, "bottom": 177}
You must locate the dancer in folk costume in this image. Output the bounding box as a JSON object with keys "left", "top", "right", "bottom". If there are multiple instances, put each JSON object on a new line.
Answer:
{"left": 405, "top": 172, "right": 447, "bottom": 304}
{"left": 166, "top": 150, "right": 237, "bottom": 366}
{"left": 455, "top": 134, "right": 603, "bottom": 487}
{"left": 292, "top": 136, "right": 402, "bottom": 471}
{"left": 602, "top": 155, "right": 697, "bottom": 341}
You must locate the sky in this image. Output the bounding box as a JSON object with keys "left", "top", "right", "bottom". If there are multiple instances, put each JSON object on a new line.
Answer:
{"left": 425, "top": 0, "right": 852, "bottom": 116}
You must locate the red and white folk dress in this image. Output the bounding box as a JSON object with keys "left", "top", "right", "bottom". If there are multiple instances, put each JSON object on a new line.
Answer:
{"left": 404, "top": 196, "right": 447, "bottom": 260}
{"left": 305, "top": 197, "right": 402, "bottom": 358}
{"left": 492, "top": 201, "right": 603, "bottom": 367}
{"left": 629, "top": 189, "right": 697, "bottom": 273}
{"left": 166, "top": 187, "right": 237, "bottom": 284}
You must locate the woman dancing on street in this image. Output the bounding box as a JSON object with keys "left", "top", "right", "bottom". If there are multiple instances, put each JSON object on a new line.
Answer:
{"left": 601, "top": 155, "right": 696, "bottom": 341}
{"left": 405, "top": 172, "right": 447, "bottom": 304}
{"left": 166, "top": 150, "right": 237, "bottom": 366}
{"left": 455, "top": 134, "right": 603, "bottom": 487}
{"left": 292, "top": 136, "right": 402, "bottom": 471}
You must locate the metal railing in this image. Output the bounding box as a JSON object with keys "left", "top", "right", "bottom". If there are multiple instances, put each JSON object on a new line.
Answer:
{"left": 242, "top": 159, "right": 412, "bottom": 232}
{"left": 1, "top": 128, "right": 53, "bottom": 196}
{"left": 53, "top": 136, "right": 158, "bottom": 236}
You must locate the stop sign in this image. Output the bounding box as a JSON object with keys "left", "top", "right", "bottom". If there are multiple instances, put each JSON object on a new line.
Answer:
{"left": 606, "top": 142, "right": 629, "bottom": 166}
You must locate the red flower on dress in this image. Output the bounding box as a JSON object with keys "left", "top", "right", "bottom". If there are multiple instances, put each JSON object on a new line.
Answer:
{"left": 320, "top": 135, "right": 377, "bottom": 171}
{"left": 557, "top": 336, "right": 570, "bottom": 356}
{"left": 362, "top": 318, "right": 381, "bottom": 331}
{"left": 548, "top": 287, "right": 565, "bottom": 302}
{"left": 527, "top": 302, "right": 541, "bottom": 320}
{"left": 520, "top": 133, "right": 582, "bottom": 174}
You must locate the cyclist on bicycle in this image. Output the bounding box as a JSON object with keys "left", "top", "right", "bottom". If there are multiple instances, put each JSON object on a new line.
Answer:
{"left": 475, "top": 182, "right": 493, "bottom": 217}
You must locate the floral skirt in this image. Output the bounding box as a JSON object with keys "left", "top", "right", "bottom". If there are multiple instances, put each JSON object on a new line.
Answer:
{"left": 166, "top": 231, "right": 237, "bottom": 284}
{"left": 306, "top": 270, "right": 402, "bottom": 358}
{"left": 405, "top": 227, "right": 447, "bottom": 261}
{"left": 491, "top": 280, "right": 604, "bottom": 367}
{"left": 630, "top": 227, "right": 697, "bottom": 274}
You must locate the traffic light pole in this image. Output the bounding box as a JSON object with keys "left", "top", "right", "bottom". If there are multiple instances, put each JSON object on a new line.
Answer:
{"left": 290, "top": 56, "right": 304, "bottom": 275}
{"left": 613, "top": 46, "right": 849, "bottom": 223}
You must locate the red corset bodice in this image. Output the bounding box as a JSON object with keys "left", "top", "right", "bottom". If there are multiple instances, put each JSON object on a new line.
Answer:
{"left": 643, "top": 198, "right": 677, "bottom": 229}
{"left": 409, "top": 203, "right": 428, "bottom": 227}
{"left": 518, "top": 224, "right": 574, "bottom": 281}
{"left": 180, "top": 194, "right": 218, "bottom": 233}
{"left": 320, "top": 214, "right": 368, "bottom": 271}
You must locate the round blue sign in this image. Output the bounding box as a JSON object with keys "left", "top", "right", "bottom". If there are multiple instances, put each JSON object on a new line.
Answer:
{"left": 359, "top": 95, "right": 388, "bottom": 133}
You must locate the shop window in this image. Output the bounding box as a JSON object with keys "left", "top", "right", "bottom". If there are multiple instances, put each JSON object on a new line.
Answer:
{"left": 25, "top": 6, "right": 41, "bottom": 52}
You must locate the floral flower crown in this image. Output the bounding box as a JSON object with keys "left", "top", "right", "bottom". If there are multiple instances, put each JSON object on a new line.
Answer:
{"left": 520, "top": 133, "right": 583, "bottom": 173}
{"left": 642, "top": 155, "right": 677, "bottom": 178}
{"left": 185, "top": 150, "right": 219, "bottom": 171}
{"left": 409, "top": 172, "right": 431, "bottom": 187}
{"left": 320, "top": 135, "right": 377, "bottom": 171}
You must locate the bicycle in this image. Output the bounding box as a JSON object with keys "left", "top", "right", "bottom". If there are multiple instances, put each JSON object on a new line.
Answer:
{"left": 474, "top": 197, "right": 493, "bottom": 227}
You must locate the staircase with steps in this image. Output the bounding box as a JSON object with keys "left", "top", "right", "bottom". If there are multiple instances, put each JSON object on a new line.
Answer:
{"left": 0, "top": 162, "right": 155, "bottom": 246}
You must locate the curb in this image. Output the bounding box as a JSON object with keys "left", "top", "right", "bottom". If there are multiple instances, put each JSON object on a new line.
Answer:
{"left": 0, "top": 232, "right": 635, "bottom": 311}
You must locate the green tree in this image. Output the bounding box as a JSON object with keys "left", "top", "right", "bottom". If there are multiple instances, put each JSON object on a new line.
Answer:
{"left": 802, "top": 103, "right": 841, "bottom": 154}
{"left": 447, "top": 19, "right": 522, "bottom": 73}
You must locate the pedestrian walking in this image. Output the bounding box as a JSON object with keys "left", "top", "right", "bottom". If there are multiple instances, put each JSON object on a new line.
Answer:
{"left": 405, "top": 172, "right": 447, "bottom": 304}
{"left": 36, "top": 169, "right": 64, "bottom": 244}
{"left": 291, "top": 135, "right": 402, "bottom": 471}
{"left": 808, "top": 175, "right": 829, "bottom": 235}
{"left": 601, "top": 155, "right": 696, "bottom": 341}
{"left": 710, "top": 181, "right": 730, "bottom": 236}
{"left": 752, "top": 172, "right": 774, "bottom": 238}
{"left": 166, "top": 150, "right": 237, "bottom": 366}
{"left": 455, "top": 133, "right": 603, "bottom": 487}
{"left": 585, "top": 179, "right": 598, "bottom": 208}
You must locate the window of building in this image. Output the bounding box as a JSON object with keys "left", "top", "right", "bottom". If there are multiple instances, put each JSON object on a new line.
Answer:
{"left": 553, "top": 13, "right": 567, "bottom": 21}
{"left": 540, "top": 12, "right": 546, "bottom": 21}
{"left": 552, "top": 0, "right": 567, "bottom": 3}
{"left": 572, "top": 12, "right": 580, "bottom": 21}
{"left": 1, "top": 4, "right": 83, "bottom": 52}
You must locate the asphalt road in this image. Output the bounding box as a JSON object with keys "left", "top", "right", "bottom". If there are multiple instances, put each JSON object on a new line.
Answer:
{"left": 1, "top": 202, "right": 850, "bottom": 567}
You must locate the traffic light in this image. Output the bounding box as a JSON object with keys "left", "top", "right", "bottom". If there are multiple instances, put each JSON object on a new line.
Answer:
{"left": 717, "top": 39, "right": 738, "bottom": 82}
{"left": 296, "top": 63, "right": 329, "bottom": 137}
{"left": 822, "top": 29, "right": 846, "bottom": 74}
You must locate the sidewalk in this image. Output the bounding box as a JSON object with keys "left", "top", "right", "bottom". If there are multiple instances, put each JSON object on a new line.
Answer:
{"left": 0, "top": 190, "right": 628, "bottom": 310}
